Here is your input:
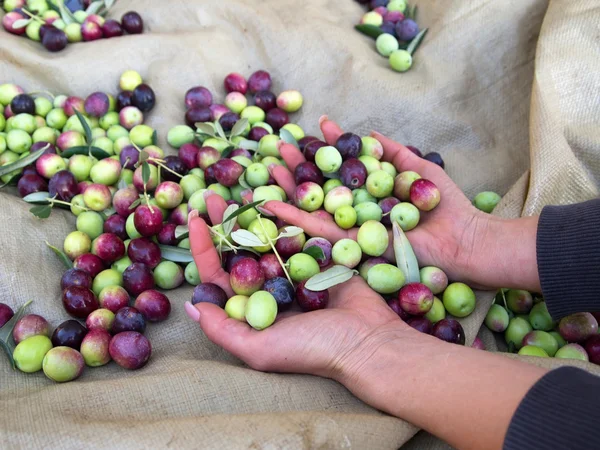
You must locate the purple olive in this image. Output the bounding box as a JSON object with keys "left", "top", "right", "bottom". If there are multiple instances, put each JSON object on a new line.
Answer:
{"left": 432, "top": 319, "right": 465, "bottom": 345}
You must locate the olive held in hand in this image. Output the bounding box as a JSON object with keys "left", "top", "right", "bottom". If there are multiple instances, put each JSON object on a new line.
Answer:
{"left": 275, "top": 229, "right": 306, "bottom": 260}
{"left": 432, "top": 319, "right": 465, "bottom": 345}
{"left": 408, "top": 317, "right": 433, "bottom": 334}
{"left": 51, "top": 320, "right": 87, "bottom": 350}
{"left": 43, "top": 347, "right": 85, "bottom": 383}
{"left": 263, "top": 277, "right": 295, "bottom": 311}
{"left": 245, "top": 291, "right": 277, "bottom": 330}
{"left": 399, "top": 283, "right": 434, "bottom": 316}
{"left": 296, "top": 281, "right": 329, "bottom": 312}
{"left": 425, "top": 297, "right": 446, "bottom": 324}
{"left": 518, "top": 345, "right": 549, "bottom": 358}
{"left": 287, "top": 253, "right": 320, "bottom": 283}
{"left": 295, "top": 182, "right": 324, "bottom": 212}
{"left": 225, "top": 295, "right": 249, "bottom": 321}
{"left": 442, "top": 282, "right": 476, "bottom": 318}
{"left": 315, "top": 146, "right": 343, "bottom": 174}
{"left": 393, "top": 171, "right": 421, "bottom": 201}
{"left": 366, "top": 170, "right": 394, "bottom": 198}
{"left": 358, "top": 257, "right": 389, "bottom": 280}
{"left": 528, "top": 302, "right": 555, "bottom": 331}
{"left": 13, "top": 335, "right": 53, "bottom": 373}
{"left": 357, "top": 220, "right": 389, "bottom": 257}
{"left": 192, "top": 283, "right": 228, "bottom": 308}
{"left": 409, "top": 179, "right": 440, "bottom": 211}
{"left": 109, "top": 331, "right": 151, "bottom": 370}
{"left": 367, "top": 264, "right": 405, "bottom": 294}
{"left": 332, "top": 239, "right": 362, "bottom": 269}
{"left": 419, "top": 266, "right": 448, "bottom": 295}
{"left": 303, "top": 238, "right": 333, "bottom": 268}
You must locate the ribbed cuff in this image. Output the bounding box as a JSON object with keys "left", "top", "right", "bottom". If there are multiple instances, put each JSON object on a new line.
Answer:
{"left": 536, "top": 198, "right": 600, "bottom": 320}
{"left": 504, "top": 367, "right": 600, "bottom": 450}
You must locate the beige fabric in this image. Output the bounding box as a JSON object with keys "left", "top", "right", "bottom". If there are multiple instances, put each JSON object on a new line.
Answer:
{"left": 1, "top": 0, "right": 599, "bottom": 448}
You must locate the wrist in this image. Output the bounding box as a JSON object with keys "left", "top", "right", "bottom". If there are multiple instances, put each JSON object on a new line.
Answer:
{"left": 464, "top": 214, "right": 541, "bottom": 291}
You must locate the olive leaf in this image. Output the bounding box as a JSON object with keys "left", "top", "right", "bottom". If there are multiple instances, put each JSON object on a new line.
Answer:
{"left": 158, "top": 245, "right": 194, "bottom": 263}
{"left": 142, "top": 161, "right": 151, "bottom": 185}
{"left": 230, "top": 229, "right": 266, "bottom": 248}
{"left": 117, "top": 178, "right": 129, "bottom": 190}
{"left": 57, "top": 1, "right": 77, "bottom": 24}
{"left": 392, "top": 222, "right": 420, "bottom": 283}
{"left": 507, "top": 342, "right": 516, "bottom": 354}
{"left": 175, "top": 225, "right": 189, "bottom": 239}
{"left": 277, "top": 226, "right": 304, "bottom": 239}
{"left": 222, "top": 204, "right": 239, "bottom": 236}
{"left": 195, "top": 122, "right": 216, "bottom": 137}
{"left": 354, "top": 24, "right": 384, "bottom": 39}
{"left": 151, "top": 130, "right": 158, "bottom": 146}
{"left": 60, "top": 146, "right": 111, "bottom": 160}
{"left": 0, "top": 148, "right": 45, "bottom": 178}
{"left": 0, "top": 300, "right": 33, "bottom": 370}
{"left": 74, "top": 110, "right": 92, "bottom": 145}
{"left": 137, "top": 150, "right": 150, "bottom": 165}
{"left": 408, "top": 4, "right": 418, "bottom": 20}
{"left": 305, "top": 265, "right": 357, "bottom": 291}
{"left": 238, "top": 172, "right": 251, "bottom": 190}
{"left": 407, "top": 28, "right": 428, "bottom": 56}
{"left": 238, "top": 139, "right": 259, "bottom": 151}
{"left": 104, "top": 0, "right": 116, "bottom": 10}
{"left": 231, "top": 155, "right": 251, "bottom": 168}
{"left": 220, "top": 146, "right": 235, "bottom": 159}
{"left": 47, "top": 1, "right": 61, "bottom": 13}
{"left": 30, "top": 204, "right": 53, "bottom": 219}
{"left": 46, "top": 241, "right": 73, "bottom": 269}
{"left": 222, "top": 200, "right": 263, "bottom": 224}
{"left": 214, "top": 121, "right": 226, "bottom": 140}
{"left": 230, "top": 119, "right": 249, "bottom": 137}
{"left": 101, "top": 207, "right": 116, "bottom": 218}
{"left": 303, "top": 245, "right": 325, "bottom": 261}
{"left": 128, "top": 198, "right": 141, "bottom": 210}
{"left": 85, "top": 0, "right": 104, "bottom": 15}
{"left": 13, "top": 19, "right": 32, "bottom": 28}
{"left": 279, "top": 128, "right": 299, "bottom": 148}
{"left": 324, "top": 171, "right": 341, "bottom": 180}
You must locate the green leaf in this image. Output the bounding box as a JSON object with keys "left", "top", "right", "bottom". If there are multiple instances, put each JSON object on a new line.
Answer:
{"left": 22, "top": 191, "right": 51, "bottom": 204}
{"left": 151, "top": 129, "right": 158, "bottom": 146}
{"left": 354, "top": 24, "right": 384, "bottom": 39}
{"left": 220, "top": 146, "right": 235, "bottom": 159}
{"left": 392, "top": 222, "right": 420, "bottom": 283}
{"left": 408, "top": 4, "right": 418, "bottom": 20}
{"left": 117, "top": 178, "right": 128, "bottom": 190}
{"left": 230, "top": 119, "right": 249, "bottom": 137}
{"left": 47, "top": 1, "right": 61, "bottom": 13}
{"left": 60, "top": 146, "right": 111, "bottom": 160}
{"left": 101, "top": 207, "right": 116, "bottom": 219}
{"left": 157, "top": 245, "right": 194, "bottom": 263}
{"left": 222, "top": 204, "right": 239, "bottom": 236}
{"left": 142, "top": 161, "right": 150, "bottom": 185}
{"left": 277, "top": 226, "right": 304, "bottom": 239}
{"left": 230, "top": 229, "right": 266, "bottom": 248}
{"left": 222, "top": 200, "right": 263, "bottom": 224}
{"left": 0, "top": 300, "right": 33, "bottom": 370}
{"left": 137, "top": 150, "right": 150, "bottom": 165}
{"left": 279, "top": 128, "right": 299, "bottom": 148}
{"left": 407, "top": 27, "right": 428, "bottom": 56}
{"left": 104, "top": 0, "right": 116, "bottom": 9}
{"left": 507, "top": 342, "right": 516, "bottom": 354}
{"left": 57, "top": 1, "right": 77, "bottom": 24}
{"left": 86, "top": 0, "right": 104, "bottom": 15}
{"left": 214, "top": 121, "right": 226, "bottom": 140}
{"left": 303, "top": 245, "right": 325, "bottom": 261}
{"left": 305, "top": 265, "right": 356, "bottom": 291}
{"left": 73, "top": 110, "right": 93, "bottom": 143}
{"left": 195, "top": 122, "right": 216, "bottom": 137}
{"left": 238, "top": 140, "right": 259, "bottom": 151}
{"left": 128, "top": 198, "right": 141, "bottom": 210}
{"left": 13, "top": 19, "right": 32, "bottom": 28}
{"left": 45, "top": 241, "right": 73, "bottom": 269}
{"left": 175, "top": 225, "right": 189, "bottom": 240}
{"left": 30, "top": 204, "right": 52, "bottom": 219}
{"left": 238, "top": 172, "right": 251, "bottom": 189}
{"left": 0, "top": 148, "right": 45, "bottom": 178}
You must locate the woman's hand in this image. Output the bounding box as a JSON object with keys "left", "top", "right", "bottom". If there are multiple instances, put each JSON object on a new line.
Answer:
{"left": 264, "top": 117, "right": 540, "bottom": 291}
{"left": 186, "top": 195, "right": 412, "bottom": 379}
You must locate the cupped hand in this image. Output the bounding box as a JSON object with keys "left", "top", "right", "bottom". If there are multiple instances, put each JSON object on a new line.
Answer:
{"left": 264, "top": 117, "right": 491, "bottom": 286}
{"left": 186, "top": 194, "right": 413, "bottom": 380}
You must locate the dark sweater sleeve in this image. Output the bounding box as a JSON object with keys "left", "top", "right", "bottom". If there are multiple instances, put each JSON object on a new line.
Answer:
{"left": 504, "top": 367, "right": 600, "bottom": 450}
{"left": 536, "top": 198, "right": 600, "bottom": 319}
{"left": 504, "top": 199, "right": 600, "bottom": 450}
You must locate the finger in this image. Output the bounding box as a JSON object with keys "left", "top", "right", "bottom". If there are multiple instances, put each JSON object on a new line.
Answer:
{"left": 186, "top": 301, "right": 263, "bottom": 360}
{"left": 262, "top": 200, "right": 348, "bottom": 242}
{"left": 189, "top": 214, "right": 234, "bottom": 296}
{"left": 206, "top": 192, "right": 228, "bottom": 225}
{"left": 320, "top": 116, "right": 344, "bottom": 146}
{"left": 371, "top": 131, "right": 441, "bottom": 179}
{"left": 278, "top": 142, "right": 306, "bottom": 172}
{"left": 269, "top": 165, "right": 297, "bottom": 201}
{"left": 241, "top": 189, "right": 253, "bottom": 205}
{"left": 311, "top": 209, "right": 334, "bottom": 223}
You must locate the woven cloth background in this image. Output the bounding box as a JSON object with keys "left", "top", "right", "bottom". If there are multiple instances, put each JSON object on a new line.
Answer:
{"left": 1, "top": 0, "right": 599, "bottom": 448}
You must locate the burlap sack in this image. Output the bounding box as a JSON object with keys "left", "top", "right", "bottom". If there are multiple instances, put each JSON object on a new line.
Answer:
{"left": 1, "top": 0, "right": 599, "bottom": 448}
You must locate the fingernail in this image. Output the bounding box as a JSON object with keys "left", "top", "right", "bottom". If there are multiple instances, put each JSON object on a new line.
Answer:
{"left": 203, "top": 190, "right": 214, "bottom": 200}
{"left": 276, "top": 140, "right": 285, "bottom": 150}
{"left": 187, "top": 209, "right": 199, "bottom": 225}
{"left": 267, "top": 163, "right": 277, "bottom": 175}
{"left": 370, "top": 131, "right": 382, "bottom": 138}
{"left": 184, "top": 302, "right": 201, "bottom": 322}
{"left": 240, "top": 189, "right": 253, "bottom": 204}
{"left": 257, "top": 206, "right": 273, "bottom": 216}
{"left": 318, "top": 115, "right": 329, "bottom": 126}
